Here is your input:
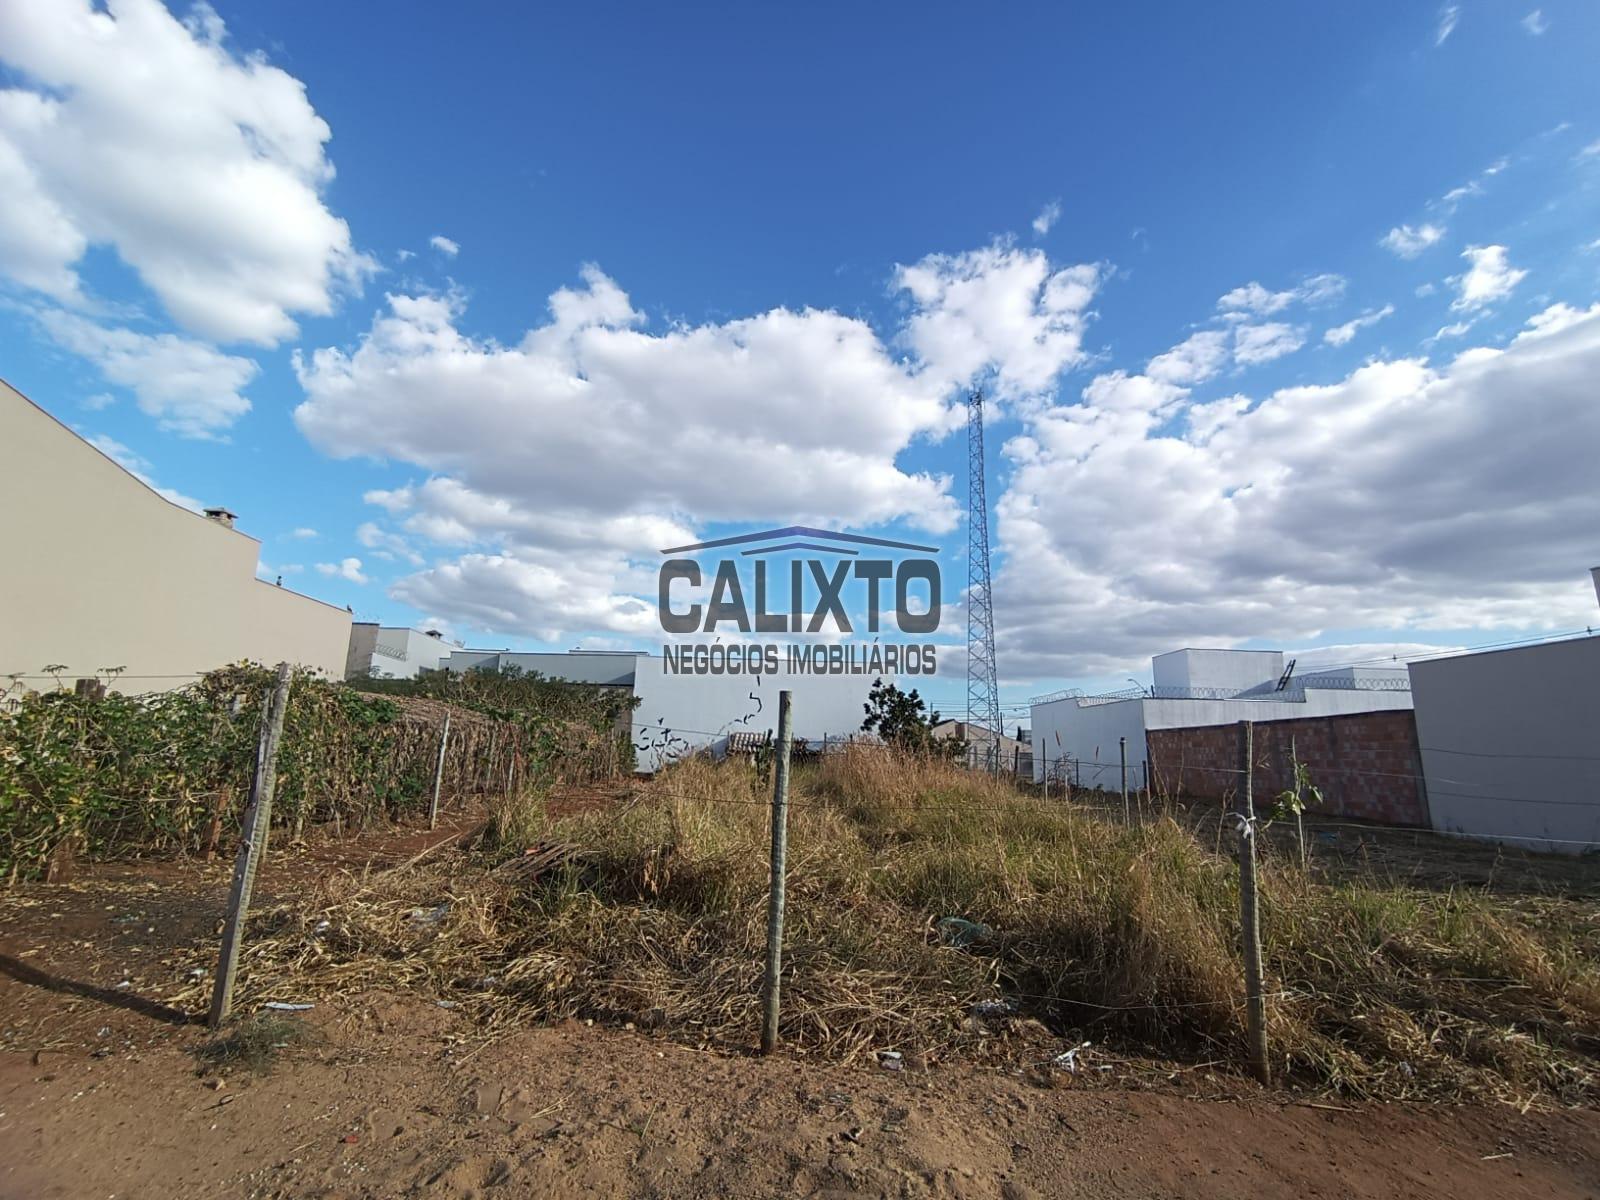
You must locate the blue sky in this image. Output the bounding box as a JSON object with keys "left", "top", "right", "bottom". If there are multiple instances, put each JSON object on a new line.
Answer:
{"left": 2, "top": 0, "right": 1598, "bottom": 722}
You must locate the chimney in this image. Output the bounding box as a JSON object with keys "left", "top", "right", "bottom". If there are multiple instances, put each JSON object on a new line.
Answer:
{"left": 203, "top": 507, "right": 237, "bottom": 529}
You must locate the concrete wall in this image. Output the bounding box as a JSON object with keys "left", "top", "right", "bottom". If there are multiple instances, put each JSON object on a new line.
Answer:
{"left": 346, "top": 623, "right": 380, "bottom": 679}
{"left": 0, "top": 381, "right": 351, "bottom": 690}
{"left": 1030, "top": 697, "right": 1147, "bottom": 789}
{"left": 1410, "top": 638, "right": 1600, "bottom": 853}
{"left": 630, "top": 658, "right": 878, "bottom": 773}
{"left": 366, "top": 627, "right": 458, "bottom": 678}
{"left": 1147, "top": 711, "right": 1429, "bottom": 826}
{"left": 447, "top": 651, "right": 645, "bottom": 687}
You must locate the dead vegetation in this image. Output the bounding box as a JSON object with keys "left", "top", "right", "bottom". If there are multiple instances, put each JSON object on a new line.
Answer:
{"left": 167, "top": 747, "right": 1600, "bottom": 1104}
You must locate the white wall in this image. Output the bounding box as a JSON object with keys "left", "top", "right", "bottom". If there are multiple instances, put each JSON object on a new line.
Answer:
{"left": 1, "top": 381, "right": 351, "bottom": 691}
{"left": 1153, "top": 648, "right": 1283, "bottom": 692}
{"left": 1031, "top": 685, "right": 1414, "bottom": 787}
{"left": 438, "top": 650, "right": 882, "bottom": 773}
{"left": 630, "top": 658, "right": 878, "bottom": 772}
{"left": 1030, "top": 697, "right": 1147, "bottom": 789}
{"left": 368, "top": 628, "right": 458, "bottom": 678}
{"left": 1143, "top": 687, "right": 1413, "bottom": 730}
{"left": 1410, "top": 638, "right": 1600, "bottom": 854}
{"left": 1305, "top": 666, "right": 1409, "bottom": 687}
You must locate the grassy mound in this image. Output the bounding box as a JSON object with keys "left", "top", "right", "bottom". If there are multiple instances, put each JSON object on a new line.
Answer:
{"left": 222, "top": 748, "right": 1600, "bottom": 1102}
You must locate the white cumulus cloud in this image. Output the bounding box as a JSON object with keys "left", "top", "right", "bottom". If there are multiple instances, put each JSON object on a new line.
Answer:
{"left": 1232, "top": 322, "right": 1306, "bottom": 365}
{"left": 894, "top": 241, "right": 1102, "bottom": 400}
{"left": 1379, "top": 223, "right": 1445, "bottom": 259}
{"left": 993, "top": 302, "right": 1600, "bottom": 679}
{"left": 1031, "top": 200, "right": 1061, "bottom": 237}
{"left": 295, "top": 244, "right": 1108, "bottom": 641}
{"left": 34, "top": 308, "right": 257, "bottom": 437}
{"left": 1146, "top": 330, "right": 1230, "bottom": 385}
{"left": 0, "top": 0, "right": 372, "bottom": 345}
{"left": 1324, "top": 304, "right": 1396, "bottom": 347}
{"left": 1216, "top": 274, "right": 1344, "bottom": 317}
{"left": 315, "top": 557, "right": 369, "bottom": 585}
{"left": 429, "top": 234, "right": 460, "bottom": 257}
{"left": 1451, "top": 244, "right": 1527, "bottom": 311}
{"left": 356, "top": 520, "right": 424, "bottom": 565}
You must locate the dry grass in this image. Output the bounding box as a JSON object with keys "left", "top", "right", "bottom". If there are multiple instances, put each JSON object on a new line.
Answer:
{"left": 197, "top": 1012, "right": 316, "bottom": 1075}
{"left": 197, "top": 748, "right": 1600, "bottom": 1103}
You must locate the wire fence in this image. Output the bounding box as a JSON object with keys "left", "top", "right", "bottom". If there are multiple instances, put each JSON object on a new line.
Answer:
{"left": 5, "top": 663, "right": 1595, "bottom": 871}
{"left": 4, "top": 675, "right": 1597, "bottom": 1100}
{"left": 0, "top": 663, "right": 629, "bottom": 882}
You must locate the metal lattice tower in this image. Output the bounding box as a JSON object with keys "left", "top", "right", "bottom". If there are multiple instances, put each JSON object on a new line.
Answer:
{"left": 965, "top": 389, "right": 1002, "bottom": 769}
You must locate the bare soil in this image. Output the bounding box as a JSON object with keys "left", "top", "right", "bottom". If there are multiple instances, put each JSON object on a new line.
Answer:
{"left": 2, "top": 807, "right": 1597, "bottom": 1199}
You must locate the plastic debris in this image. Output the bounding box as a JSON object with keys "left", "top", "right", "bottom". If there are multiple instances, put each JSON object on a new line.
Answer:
{"left": 406, "top": 902, "right": 451, "bottom": 926}
{"left": 972, "top": 998, "right": 1015, "bottom": 1019}
{"left": 877, "top": 1050, "right": 904, "bottom": 1071}
{"left": 1051, "top": 1041, "right": 1093, "bottom": 1073}
{"left": 263, "top": 1001, "right": 314, "bottom": 1012}
{"left": 936, "top": 917, "right": 994, "bottom": 948}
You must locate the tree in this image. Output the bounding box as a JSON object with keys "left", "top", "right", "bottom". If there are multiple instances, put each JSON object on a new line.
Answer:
{"left": 860, "top": 678, "right": 959, "bottom": 756}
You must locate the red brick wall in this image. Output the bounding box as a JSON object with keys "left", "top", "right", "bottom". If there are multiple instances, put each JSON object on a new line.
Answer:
{"left": 1145, "top": 710, "right": 1428, "bottom": 827}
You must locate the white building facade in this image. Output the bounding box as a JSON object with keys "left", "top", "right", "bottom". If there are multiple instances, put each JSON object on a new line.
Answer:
{"left": 1030, "top": 648, "right": 1413, "bottom": 788}
{"left": 444, "top": 649, "right": 881, "bottom": 772}
{"left": 346, "top": 625, "right": 461, "bottom": 679}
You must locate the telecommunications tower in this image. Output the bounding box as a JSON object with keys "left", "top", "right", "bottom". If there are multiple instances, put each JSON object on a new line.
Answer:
{"left": 965, "top": 389, "right": 1002, "bottom": 769}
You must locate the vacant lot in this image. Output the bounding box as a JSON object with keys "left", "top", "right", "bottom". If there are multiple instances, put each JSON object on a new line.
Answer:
{"left": 2, "top": 751, "right": 1597, "bottom": 1197}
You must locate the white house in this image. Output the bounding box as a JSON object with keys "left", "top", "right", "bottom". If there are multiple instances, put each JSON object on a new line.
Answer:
{"left": 1409, "top": 631, "right": 1600, "bottom": 854}
{"left": 1030, "top": 648, "right": 1413, "bottom": 788}
{"left": 346, "top": 624, "right": 461, "bottom": 679}
{"left": 443, "top": 649, "right": 881, "bottom": 772}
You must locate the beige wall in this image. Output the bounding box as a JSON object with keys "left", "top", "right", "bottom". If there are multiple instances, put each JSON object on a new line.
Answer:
{"left": 0, "top": 380, "right": 351, "bottom": 692}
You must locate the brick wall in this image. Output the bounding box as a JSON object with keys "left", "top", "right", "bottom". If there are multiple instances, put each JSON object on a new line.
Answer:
{"left": 1146, "top": 710, "right": 1429, "bottom": 827}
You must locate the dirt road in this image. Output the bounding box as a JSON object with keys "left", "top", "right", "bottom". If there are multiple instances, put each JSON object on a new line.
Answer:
{"left": 2, "top": 813, "right": 1595, "bottom": 1199}
{"left": 2, "top": 994, "right": 1597, "bottom": 1199}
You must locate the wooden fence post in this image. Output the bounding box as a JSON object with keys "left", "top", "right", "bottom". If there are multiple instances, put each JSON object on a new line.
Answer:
{"left": 1291, "top": 733, "right": 1307, "bottom": 871}
{"left": 760, "top": 690, "right": 795, "bottom": 1054}
{"left": 209, "top": 662, "right": 293, "bottom": 1029}
{"left": 429, "top": 712, "right": 452, "bottom": 829}
{"left": 1237, "top": 719, "right": 1270, "bottom": 1084}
